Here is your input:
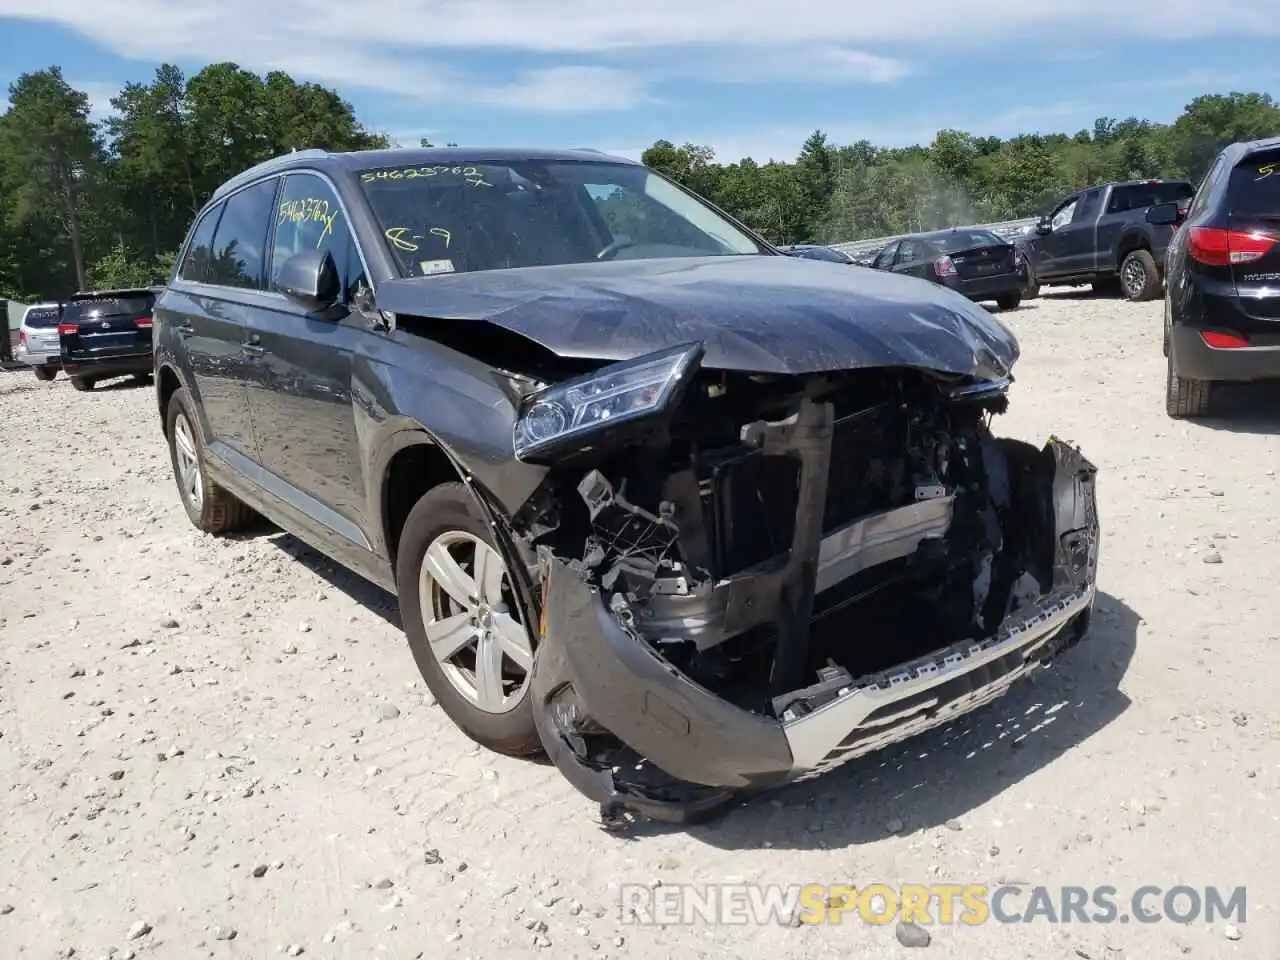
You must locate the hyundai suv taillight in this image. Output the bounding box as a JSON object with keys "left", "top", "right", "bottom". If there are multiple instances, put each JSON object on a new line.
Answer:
{"left": 135, "top": 314, "right": 153, "bottom": 328}
{"left": 1186, "top": 227, "right": 1277, "bottom": 266}
{"left": 933, "top": 256, "right": 957, "bottom": 278}
{"left": 57, "top": 321, "right": 79, "bottom": 336}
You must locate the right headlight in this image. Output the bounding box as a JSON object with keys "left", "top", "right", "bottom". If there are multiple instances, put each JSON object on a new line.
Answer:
{"left": 513, "top": 342, "right": 704, "bottom": 463}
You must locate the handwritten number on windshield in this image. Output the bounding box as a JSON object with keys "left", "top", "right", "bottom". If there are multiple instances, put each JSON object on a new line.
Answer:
{"left": 385, "top": 226, "right": 452, "bottom": 252}
{"left": 361, "top": 166, "right": 491, "bottom": 188}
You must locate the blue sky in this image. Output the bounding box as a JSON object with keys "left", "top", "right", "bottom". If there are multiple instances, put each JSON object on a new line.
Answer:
{"left": 3, "top": 1, "right": 1280, "bottom": 164}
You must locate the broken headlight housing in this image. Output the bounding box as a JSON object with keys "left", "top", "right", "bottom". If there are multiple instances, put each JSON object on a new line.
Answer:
{"left": 513, "top": 342, "right": 704, "bottom": 463}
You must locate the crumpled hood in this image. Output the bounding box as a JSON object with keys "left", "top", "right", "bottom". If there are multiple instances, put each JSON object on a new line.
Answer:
{"left": 375, "top": 254, "right": 1020, "bottom": 377}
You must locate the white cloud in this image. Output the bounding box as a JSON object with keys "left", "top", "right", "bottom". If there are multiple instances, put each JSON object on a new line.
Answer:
{"left": 472, "top": 67, "right": 654, "bottom": 112}
{"left": 68, "top": 80, "right": 119, "bottom": 123}
{"left": 3, "top": 0, "right": 1279, "bottom": 110}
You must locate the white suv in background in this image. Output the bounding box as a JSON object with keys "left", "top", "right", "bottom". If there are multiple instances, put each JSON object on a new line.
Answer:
{"left": 15, "top": 302, "right": 63, "bottom": 380}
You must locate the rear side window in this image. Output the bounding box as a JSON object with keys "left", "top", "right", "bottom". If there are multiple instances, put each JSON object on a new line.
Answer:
{"left": 1108, "top": 182, "right": 1193, "bottom": 213}
{"left": 23, "top": 307, "right": 60, "bottom": 327}
{"left": 896, "top": 240, "right": 924, "bottom": 264}
{"left": 180, "top": 205, "right": 223, "bottom": 283}
{"left": 63, "top": 294, "right": 155, "bottom": 322}
{"left": 1228, "top": 150, "right": 1280, "bottom": 213}
{"left": 209, "top": 179, "right": 279, "bottom": 289}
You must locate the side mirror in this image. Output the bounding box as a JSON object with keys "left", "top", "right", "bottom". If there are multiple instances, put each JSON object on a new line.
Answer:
{"left": 1035, "top": 216, "right": 1052, "bottom": 235}
{"left": 277, "top": 249, "right": 340, "bottom": 312}
{"left": 1146, "top": 201, "right": 1179, "bottom": 226}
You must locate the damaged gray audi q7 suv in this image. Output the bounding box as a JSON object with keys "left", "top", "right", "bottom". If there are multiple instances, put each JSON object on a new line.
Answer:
{"left": 154, "top": 147, "right": 1100, "bottom": 822}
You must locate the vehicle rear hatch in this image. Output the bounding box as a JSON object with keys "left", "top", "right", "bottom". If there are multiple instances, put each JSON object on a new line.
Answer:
{"left": 59, "top": 291, "right": 156, "bottom": 361}
{"left": 21, "top": 306, "right": 62, "bottom": 354}
{"left": 1223, "top": 148, "right": 1280, "bottom": 320}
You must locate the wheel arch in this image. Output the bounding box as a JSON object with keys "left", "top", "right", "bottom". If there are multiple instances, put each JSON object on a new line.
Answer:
{"left": 1116, "top": 229, "right": 1152, "bottom": 265}
{"left": 376, "top": 426, "right": 543, "bottom": 641}
{"left": 156, "top": 363, "right": 184, "bottom": 436}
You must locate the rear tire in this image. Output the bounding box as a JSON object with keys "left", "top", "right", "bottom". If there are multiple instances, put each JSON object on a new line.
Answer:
{"left": 396, "top": 482, "right": 542, "bottom": 759}
{"left": 1121, "top": 248, "right": 1161, "bottom": 301}
{"left": 33, "top": 366, "right": 56, "bottom": 382}
{"left": 1165, "top": 350, "right": 1213, "bottom": 418}
{"left": 70, "top": 376, "right": 94, "bottom": 392}
{"left": 164, "top": 386, "right": 255, "bottom": 534}
{"left": 996, "top": 292, "right": 1022, "bottom": 310}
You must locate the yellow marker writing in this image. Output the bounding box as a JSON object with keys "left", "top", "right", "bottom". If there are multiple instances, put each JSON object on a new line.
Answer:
{"left": 384, "top": 227, "right": 419, "bottom": 252}
{"left": 277, "top": 197, "right": 337, "bottom": 246}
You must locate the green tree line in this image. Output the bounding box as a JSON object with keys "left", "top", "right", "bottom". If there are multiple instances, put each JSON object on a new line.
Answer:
{"left": 2, "top": 61, "right": 1279, "bottom": 301}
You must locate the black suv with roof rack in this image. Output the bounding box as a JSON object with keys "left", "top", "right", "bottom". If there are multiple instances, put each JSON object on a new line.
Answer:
{"left": 1024, "top": 179, "right": 1194, "bottom": 300}
{"left": 1154, "top": 136, "right": 1280, "bottom": 418}
{"left": 58, "top": 287, "right": 161, "bottom": 391}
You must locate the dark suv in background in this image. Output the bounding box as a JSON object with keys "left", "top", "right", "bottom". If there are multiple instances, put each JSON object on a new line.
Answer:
{"left": 1156, "top": 136, "right": 1280, "bottom": 418}
{"left": 58, "top": 287, "right": 160, "bottom": 391}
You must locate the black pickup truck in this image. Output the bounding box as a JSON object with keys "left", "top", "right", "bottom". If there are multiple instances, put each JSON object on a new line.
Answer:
{"left": 1021, "top": 179, "right": 1194, "bottom": 301}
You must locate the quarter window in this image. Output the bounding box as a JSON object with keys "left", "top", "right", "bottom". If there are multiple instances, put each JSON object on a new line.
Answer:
{"left": 209, "top": 178, "right": 278, "bottom": 289}
{"left": 179, "top": 204, "right": 224, "bottom": 284}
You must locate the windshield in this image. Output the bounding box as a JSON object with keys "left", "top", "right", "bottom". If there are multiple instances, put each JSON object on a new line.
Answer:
{"left": 931, "top": 230, "right": 1005, "bottom": 252}
{"left": 356, "top": 159, "right": 764, "bottom": 277}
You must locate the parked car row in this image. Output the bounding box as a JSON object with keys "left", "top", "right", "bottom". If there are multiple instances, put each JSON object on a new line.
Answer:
{"left": 14, "top": 287, "right": 161, "bottom": 390}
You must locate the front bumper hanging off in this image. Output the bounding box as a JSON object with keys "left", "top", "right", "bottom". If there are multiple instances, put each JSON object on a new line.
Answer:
{"left": 529, "top": 430, "right": 1100, "bottom": 822}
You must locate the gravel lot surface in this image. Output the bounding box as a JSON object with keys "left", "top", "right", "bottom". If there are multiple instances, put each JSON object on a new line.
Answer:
{"left": 1, "top": 290, "right": 1278, "bottom": 959}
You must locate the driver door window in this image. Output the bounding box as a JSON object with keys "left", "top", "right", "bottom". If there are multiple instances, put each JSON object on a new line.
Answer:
{"left": 1050, "top": 199, "right": 1078, "bottom": 231}
{"left": 872, "top": 241, "right": 899, "bottom": 269}
{"left": 270, "top": 173, "right": 366, "bottom": 304}
{"left": 895, "top": 240, "right": 921, "bottom": 265}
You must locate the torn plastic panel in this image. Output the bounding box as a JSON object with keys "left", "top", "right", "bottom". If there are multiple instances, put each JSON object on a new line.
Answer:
{"left": 516, "top": 364, "right": 1099, "bottom": 822}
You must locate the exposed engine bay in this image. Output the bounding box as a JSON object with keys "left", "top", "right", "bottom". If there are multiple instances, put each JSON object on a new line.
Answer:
{"left": 495, "top": 354, "right": 1099, "bottom": 821}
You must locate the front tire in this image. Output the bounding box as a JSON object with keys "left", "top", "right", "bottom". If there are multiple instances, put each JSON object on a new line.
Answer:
{"left": 164, "top": 386, "right": 255, "bottom": 533}
{"left": 396, "top": 482, "right": 542, "bottom": 758}
{"left": 70, "top": 376, "right": 94, "bottom": 392}
{"left": 1121, "top": 249, "right": 1161, "bottom": 301}
{"left": 1166, "top": 350, "right": 1213, "bottom": 418}
{"left": 33, "top": 366, "right": 56, "bottom": 382}
{"left": 996, "top": 292, "right": 1022, "bottom": 310}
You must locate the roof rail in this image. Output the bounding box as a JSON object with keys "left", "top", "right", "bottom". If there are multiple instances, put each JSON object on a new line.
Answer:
{"left": 210, "top": 148, "right": 330, "bottom": 202}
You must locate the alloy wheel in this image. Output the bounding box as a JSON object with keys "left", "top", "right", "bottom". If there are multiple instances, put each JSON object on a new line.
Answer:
{"left": 1122, "top": 257, "right": 1146, "bottom": 298}
{"left": 419, "top": 531, "right": 533, "bottom": 714}
{"left": 173, "top": 413, "right": 204, "bottom": 512}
